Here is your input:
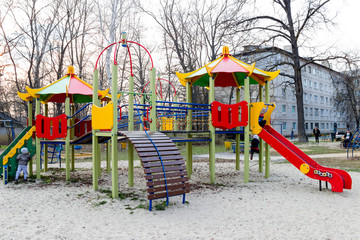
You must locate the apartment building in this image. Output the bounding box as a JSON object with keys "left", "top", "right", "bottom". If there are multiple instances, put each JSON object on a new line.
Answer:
{"left": 233, "top": 46, "right": 349, "bottom": 136}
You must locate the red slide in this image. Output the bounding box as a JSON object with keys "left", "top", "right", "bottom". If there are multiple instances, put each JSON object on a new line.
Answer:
{"left": 258, "top": 125, "right": 352, "bottom": 192}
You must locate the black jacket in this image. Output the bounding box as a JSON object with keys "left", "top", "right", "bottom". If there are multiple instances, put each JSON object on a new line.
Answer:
{"left": 313, "top": 128, "right": 321, "bottom": 136}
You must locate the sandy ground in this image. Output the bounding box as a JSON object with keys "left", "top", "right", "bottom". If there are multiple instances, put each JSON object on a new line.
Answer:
{"left": 1, "top": 153, "right": 359, "bottom": 240}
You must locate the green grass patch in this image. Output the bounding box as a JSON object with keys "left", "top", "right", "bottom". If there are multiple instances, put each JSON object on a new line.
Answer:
{"left": 270, "top": 145, "right": 344, "bottom": 157}
{"left": 118, "top": 191, "right": 140, "bottom": 200}
{"left": 93, "top": 200, "right": 107, "bottom": 207}
{"left": 314, "top": 157, "right": 360, "bottom": 171}
{"left": 154, "top": 201, "right": 167, "bottom": 211}
{"left": 99, "top": 189, "right": 112, "bottom": 198}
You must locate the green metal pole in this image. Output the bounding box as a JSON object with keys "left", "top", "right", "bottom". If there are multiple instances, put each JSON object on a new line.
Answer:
{"left": 128, "top": 75, "right": 134, "bottom": 187}
{"left": 244, "top": 77, "right": 250, "bottom": 183}
{"left": 186, "top": 82, "right": 193, "bottom": 178}
{"left": 259, "top": 85, "right": 264, "bottom": 173}
{"left": 71, "top": 105, "right": 75, "bottom": 171}
{"left": 28, "top": 101, "right": 33, "bottom": 176}
{"left": 97, "top": 141, "right": 101, "bottom": 178}
{"left": 150, "top": 68, "right": 156, "bottom": 131}
{"left": 111, "top": 63, "right": 119, "bottom": 198}
{"left": 65, "top": 97, "right": 70, "bottom": 181}
{"left": 106, "top": 142, "right": 110, "bottom": 173}
{"left": 44, "top": 103, "right": 48, "bottom": 172}
{"left": 92, "top": 69, "right": 99, "bottom": 190}
{"left": 235, "top": 88, "right": 240, "bottom": 171}
{"left": 265, "top": 81, "right": 270, "bottom": 178}
{"left": 209, "top": 77, "right": 216, "bottom": 183}
{"left": 174, "top": 95, "right": 178, "bottom": 133}
{"left": 35, "top": 99, "right": 41, "bottom": 180}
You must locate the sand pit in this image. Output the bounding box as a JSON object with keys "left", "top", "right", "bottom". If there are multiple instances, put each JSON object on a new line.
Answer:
{"left": 0, "top": 158, "right": 359, "bottom": 239}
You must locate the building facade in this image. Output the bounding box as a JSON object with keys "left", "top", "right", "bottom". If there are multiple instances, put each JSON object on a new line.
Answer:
{"left": 234, "top": 46, "right": 349, "bottom": 137}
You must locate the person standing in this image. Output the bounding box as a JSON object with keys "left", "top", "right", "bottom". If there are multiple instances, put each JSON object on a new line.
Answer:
{"left": 343, "top": 130, "right": 352, "bottom": 148}
{"left": 15, "top": 147, "right": 32, "bottom": 183}
{"left": 313, "top": 127, "right": 321, "bottom": 143}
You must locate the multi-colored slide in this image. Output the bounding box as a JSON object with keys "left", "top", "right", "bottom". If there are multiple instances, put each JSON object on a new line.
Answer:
{"left": 0, "top": 126, "right": 36, "bottom": 182}
{"left": 258, "top": 125, "right": 352, "bottom": 192}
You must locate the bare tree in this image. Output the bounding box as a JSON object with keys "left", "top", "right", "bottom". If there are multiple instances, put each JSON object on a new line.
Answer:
{"left": 234, "top": 0, "right": 334, "bottom": 142}
{"left": 10, "top": 0, "right": 61, "bottom": 89}
{"left": 94, "top": 0, "right": 131, "bottom": 90}
{"left": 136, "top": 0, "right": 247, "bottom": 104}
{"left": 332, "top": 56, "right": 360, "bottom": 128}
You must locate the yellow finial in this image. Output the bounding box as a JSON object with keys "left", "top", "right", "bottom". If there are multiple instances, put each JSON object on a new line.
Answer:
{"left": 67, "top": 66, "right": 75, "bottom": 75}
{"left": 222, "top": 46, "right": 229, "bottom": 56}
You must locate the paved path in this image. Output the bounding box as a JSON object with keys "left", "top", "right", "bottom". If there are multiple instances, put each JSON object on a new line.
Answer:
{"left": 193, "top": 151, "right": 354, "bottom": 162}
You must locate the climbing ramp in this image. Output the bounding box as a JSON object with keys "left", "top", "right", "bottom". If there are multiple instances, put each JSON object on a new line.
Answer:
{"left": 118, "top": 131, "right": 190, "bottom": 210}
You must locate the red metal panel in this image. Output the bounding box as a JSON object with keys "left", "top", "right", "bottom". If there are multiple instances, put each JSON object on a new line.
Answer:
{"left": 211, "top": 101, "right": 248, "bottom": 130}
{"left": 36, "top": 114, "right": 67, "bottom": 140}
{"left": 74, "top": 119, "right": 92, "bottom": 137}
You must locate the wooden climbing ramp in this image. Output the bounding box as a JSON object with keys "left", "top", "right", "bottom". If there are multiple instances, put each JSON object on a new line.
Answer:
{"left": 118, "top": 131, "right": 190, "bottom": 210}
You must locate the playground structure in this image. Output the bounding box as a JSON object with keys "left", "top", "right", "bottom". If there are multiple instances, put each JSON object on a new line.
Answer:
{"left": 0, "top": 33, "right": 352, "bottom": 210}
{"left": 347, "top": 127, "right": 360, "bottom": 158}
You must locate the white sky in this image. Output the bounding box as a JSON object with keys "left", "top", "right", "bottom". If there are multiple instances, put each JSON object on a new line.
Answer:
{"left": 312, "top": 0, "right": 360, "bottom": 51}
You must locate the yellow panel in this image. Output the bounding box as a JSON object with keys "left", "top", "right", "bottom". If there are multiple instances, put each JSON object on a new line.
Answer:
{"left": 92, "top": 102, "right": 114, "bottom": 130}
{"left": 250, "top": 102, "right": 265, "bottom": 135}
{"left": 300, "top": 163, "right": 310, "bottom": 174}
{"left": 263, "top": 103, "right": 276, "bottom": 127}
{"left": 161, "top": 117, "right": 174, "bottom": 131}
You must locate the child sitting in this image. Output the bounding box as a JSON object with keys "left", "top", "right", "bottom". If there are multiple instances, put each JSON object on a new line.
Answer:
{"left": 15, "top": 147, "right": 32, "bottom": 183}
{"left": 250, "top": 135, "right": 260, "bottom": 160}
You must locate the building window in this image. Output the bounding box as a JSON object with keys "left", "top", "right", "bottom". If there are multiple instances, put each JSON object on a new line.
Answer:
{"left": 283, "top": 122, "right": 287, "bottom": 130}
{"left": 326, "top": 97, "right": 328, "bottom": 104}
{"left": 292, "top": 122, "right": 296, "bottom": 130}
{"left": 305, "top": 107, "right": 308, "bottom": 116}
{"left": 311, "top": 122, "right": 314, "bottom": 129}
{"left": 282, "top": 105, "right": 286, "bottom": 113}
{"left": 309, "top": 80, "right": 312, "bottom": 87}
{"left": 321, "top": 123, "right": 325, "bottom": 129}
{"left": 305, "top": 122, "right": 308, "bottom": 130}
{"left": 304, "top": 93, "right": 307, "bottom": 100}
{"left": 326, "top": 123, "right": 329, "bottom": 129}
{"left": 310, "top": 108, "right": 313, "bottom": 116}
{"left": 320, "top": 96, "right": 324, "bottom": 103}
{"left": 308, "top": 66, "right": 312, "bottom": 73}
{"left": 282, "top": 88, "right": 286, "bottom": 97}
{"left": 304, "top": 79, "right": 307, "bottom": 86}
{"left": 321, "top": 109, "right": 324, "bottom": 116}
{"left": 314, "top": 95, "right": 318, "bottom": 102}
{"left": 315, "top": 122, "right": 319, "bottom": 128}
{"left": 315, "top": 108, "right": 319, "bottom": 116}
{"left": 314, "top": 82, "right": 318, "bottom": 89}
{"left": 320, "top": 83, "right": 323, "bottom": 90}
{"left": 292, "top": 106, "right": 296, "bottom": 114}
